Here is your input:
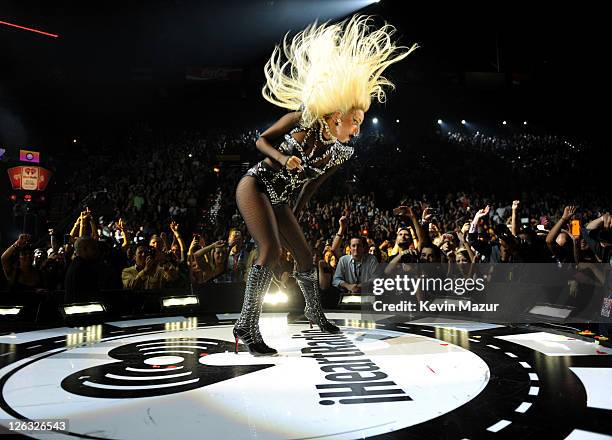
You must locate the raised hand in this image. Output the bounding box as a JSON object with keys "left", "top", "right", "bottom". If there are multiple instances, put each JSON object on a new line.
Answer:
{"left": 14, "top": 234, "right": 31, "bottom": 248}
{"left": 562, "top": 206, "right": 577, "bottom": 221}
{"left": 170, "top": 221, "right": 180, "bottom": 235}
{"left": 512, "top": 200, "right": 520, "bottom": 211}
{"left": 421, "top": 207, "right": 434, "bottom": 222}
{"left": 475, "top": 205, "right": 490, "bottom": 219}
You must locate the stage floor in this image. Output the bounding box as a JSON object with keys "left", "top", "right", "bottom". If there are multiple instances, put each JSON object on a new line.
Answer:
{"left": 0, "top": 313, "right": 611, "bottom": 439}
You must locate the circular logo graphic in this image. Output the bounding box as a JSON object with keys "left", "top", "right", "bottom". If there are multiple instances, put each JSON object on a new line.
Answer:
{"left": 0, "top": 324, "right": 489, "bottom": 439}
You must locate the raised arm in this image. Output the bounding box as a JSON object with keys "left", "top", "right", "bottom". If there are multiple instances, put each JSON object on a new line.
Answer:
{"left": 2, "top": 234, "right": 30, "bottom": 280}
{"left": 511, "top": 200, "right": 520, "bottom": 237}
{"left": 546, "top": 206, "right": 576, "bottom": 250}
{"left": 170, "top": 221, "right": 186, "bottom": 263}
{"left": 330, "top": 215, "right": 347, "bottom": 260}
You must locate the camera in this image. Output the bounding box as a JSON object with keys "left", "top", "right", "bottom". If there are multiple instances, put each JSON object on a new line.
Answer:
{"left": 400, "top": 250, "right": 418, "bottom": 264}
{"left": 143, "top": 246, "right": 156, "bottom": 258}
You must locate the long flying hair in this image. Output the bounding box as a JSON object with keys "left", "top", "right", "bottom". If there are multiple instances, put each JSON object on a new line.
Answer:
{"left": 262, "top": 15, "right": 417, "bottom": 127}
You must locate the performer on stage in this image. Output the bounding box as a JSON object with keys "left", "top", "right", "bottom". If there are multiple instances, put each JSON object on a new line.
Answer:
{"left": 234, "top": 15, "right": 417, "bottom": 355}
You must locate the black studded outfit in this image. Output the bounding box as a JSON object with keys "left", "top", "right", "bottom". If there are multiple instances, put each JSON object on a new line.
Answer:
{"left": 245, "top": 127, "right": 354, "bottom": 205}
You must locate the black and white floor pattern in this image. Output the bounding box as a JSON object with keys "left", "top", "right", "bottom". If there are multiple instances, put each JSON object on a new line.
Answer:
{"left": 0, "top": 313, "right": 610, "bottom": 439}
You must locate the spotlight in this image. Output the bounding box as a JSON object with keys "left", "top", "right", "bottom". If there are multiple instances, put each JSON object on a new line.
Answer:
{"left": 528, "top": 304, "right": 573, "bottom": 320}
{"left": 60, "top": 303, "right": 107, "bottom": 324}
{"left": 372, "top": 117, "right": 379, "bottom": 125}
{"left": 395, "top": 119, "right": 400, "bottom": 123}
{"left": 461, "top": 120, "right": 466, "bottom": 125}
{"left": 73, "top": 139, "right": 77, "bottom": 143}
{"left": 162, "top": 296, "right": 199, "bottom": 308}
{"left": 0, "top": 306, "right": 22, "bottom": 316}
{"left": 523, "top": 121, "right": 528, "bottom": 125}
{"left": 188, "top": 153, "right": 193, "bottom": 158}
{"left": 341, "top": 295, "right": 375, "bottom": 305}
{"left": 502, "top": 121, "right": 507, "bottom": 125}
{"left": 437, "top": 119, "right": 443, "bottom": 124}
{"left": 264, "top": 291, "right": 288, "bottom": 305}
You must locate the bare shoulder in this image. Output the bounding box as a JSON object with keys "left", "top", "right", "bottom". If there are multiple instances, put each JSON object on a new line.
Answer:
{"left": 260, "top": 111, "right": 303, "bottom": 141}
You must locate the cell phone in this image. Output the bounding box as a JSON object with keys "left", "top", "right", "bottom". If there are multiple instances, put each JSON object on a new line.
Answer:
{"left": 521, "top": 217, "right": 529, "bottom": 225}
{"left": 571, "top": 220, "right": 581, "bottom": 238}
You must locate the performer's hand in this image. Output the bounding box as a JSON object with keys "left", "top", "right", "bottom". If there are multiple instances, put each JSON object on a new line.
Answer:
{"left": 284, "top": 155, "right": 303, "bottom": 171}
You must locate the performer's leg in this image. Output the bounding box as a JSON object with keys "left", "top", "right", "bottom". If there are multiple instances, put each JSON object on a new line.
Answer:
{"left": 233, "top": 176, "right": 282, "bottom": 355}
{"left": 274, "top": 205, "right": 340, "bottom": 333}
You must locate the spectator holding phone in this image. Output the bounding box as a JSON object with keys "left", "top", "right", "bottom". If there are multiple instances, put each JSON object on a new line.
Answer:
{"left": 1, "top": 234, "right": 43, "bottom": 292}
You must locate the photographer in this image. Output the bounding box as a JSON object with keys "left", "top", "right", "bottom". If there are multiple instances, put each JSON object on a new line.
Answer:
{"left": 121, "top": 244, "right": 176, "bottom": 290}
{"left": 384, "top": 227, "right": 418, "bottom": 275}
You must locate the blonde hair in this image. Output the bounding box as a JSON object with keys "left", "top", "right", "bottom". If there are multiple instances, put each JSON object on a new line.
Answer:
{"left": 262, "top": 15, "right": 417, "bottom": 128}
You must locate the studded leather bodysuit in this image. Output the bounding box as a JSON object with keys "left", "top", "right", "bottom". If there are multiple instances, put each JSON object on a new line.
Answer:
{"left": 245, "top": 126, "right": 354, "bottom": 205}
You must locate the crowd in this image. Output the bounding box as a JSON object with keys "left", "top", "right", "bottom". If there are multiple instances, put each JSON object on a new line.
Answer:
{"left": 1, "top": 124, "right": 610, "bottom": 309}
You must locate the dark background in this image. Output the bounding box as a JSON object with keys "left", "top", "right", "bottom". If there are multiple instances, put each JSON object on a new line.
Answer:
{"left": 0, "top": 1, "right": 605, "bottom": 147}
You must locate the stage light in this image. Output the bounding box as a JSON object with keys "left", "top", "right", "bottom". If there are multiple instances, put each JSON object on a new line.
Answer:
{"left": 213, "top": 166, "right": 220, "bottom": 173}
{"left": 0, "top": 306, "right": 22, "bottom": 316}
{"left": 63, "top": 303, "right": 105, "bottom": 315}
{"left": 502, "top": 121, "right": 507, "bottom": 125}
{"left": 528, "top": 304, "right": 573, "bottom": 320}
{"left": 396, "top": 119, "right": 400, "bottom": 123}
{"left": 73, "top": 139, "right": 77, "bottom": 143}
{"left": 264, "top": 291, "right": 288, "bottom": 305}
{"left": 0, "top": 20, "right": 59, "bottom": 38}
{"left": 461, "top": 120, "right": 466, "bottom": 125}
{"left": 437, "top": 119, "right": 443, "bottom": 124}
{"left": 341, "top": 295, "right": 375, "bottom": 304}
{"left": 372, "top": 117, "right": 379, "bottom": 124}
{"left": 188, "top": 153, "right": 193, "bottom": 158}
{"left": 523, "top": 121, "right": 528, "bottom": 125}
{"left": 162, "top": 296, "right": 199, "bottom": 308}
{"left": 9, "top": 194, "right": 17, "bottom": 201}
{"left": 24, "top": 194, "right": 32, "bottom": 202}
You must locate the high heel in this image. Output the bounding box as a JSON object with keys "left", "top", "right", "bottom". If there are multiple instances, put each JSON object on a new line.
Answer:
{"left": 233, "top": 265, "right": 278, "bottom": 356}
{"left": 294, "top": 267, "right": 340, "bottom": 334}
{"left": 233, "top": 327, "right": 277, "bottom": 356}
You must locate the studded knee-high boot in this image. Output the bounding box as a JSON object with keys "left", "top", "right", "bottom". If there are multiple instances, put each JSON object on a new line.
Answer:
{"left": 294, "top": 267, "right": 340, "bottom": 333}
{"left": 233, "top": 265, "right": 277, "bottom": 356}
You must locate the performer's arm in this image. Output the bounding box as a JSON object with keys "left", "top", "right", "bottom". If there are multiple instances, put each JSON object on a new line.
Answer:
{"left": 256, "top": 111, "right": 302, "bottom": 166}
{"left": 293, "top": 165, "right": 339, "bottom": 217}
